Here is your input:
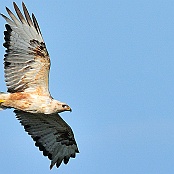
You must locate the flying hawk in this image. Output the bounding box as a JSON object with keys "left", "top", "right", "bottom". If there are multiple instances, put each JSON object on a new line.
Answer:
{"left": 0, "top": 2, "right": 79, "bottom": 169}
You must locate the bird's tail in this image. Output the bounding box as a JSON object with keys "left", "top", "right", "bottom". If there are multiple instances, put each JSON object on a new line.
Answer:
{"left": 0, "top": 92, "right": 7, "bottom": 111}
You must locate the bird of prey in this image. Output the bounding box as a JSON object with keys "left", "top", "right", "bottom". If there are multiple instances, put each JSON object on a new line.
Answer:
{"left": 0, "top": 2, "right": 79, "bottom": 169}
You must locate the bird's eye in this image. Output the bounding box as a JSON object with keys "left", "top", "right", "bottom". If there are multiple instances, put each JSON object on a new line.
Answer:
{"left": 62, "top": 105, "right": 68, "bottom": 108}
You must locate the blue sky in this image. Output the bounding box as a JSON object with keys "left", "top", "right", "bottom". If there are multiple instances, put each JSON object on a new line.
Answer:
{"left": 0, "top": 0, "right": 174, "bottom": 173}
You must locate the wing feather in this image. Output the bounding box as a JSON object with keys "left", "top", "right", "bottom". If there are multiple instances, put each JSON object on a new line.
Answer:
{"left": 6, "top": 7, "right": 21, "bottom": 26}
{"left": 13, "top": 2, "right": 27, "bottom": 24}
{"left": 22, "top": 2, "right": 33, "bottom": 27}
{"left": 32, "top": 13, "right": 42, "bottom": 36}
{"left": 15, "top": 110, "right": 79, "bottom": 169}
{"left": 1, "top": 3, "right": 50, "bottom": 95}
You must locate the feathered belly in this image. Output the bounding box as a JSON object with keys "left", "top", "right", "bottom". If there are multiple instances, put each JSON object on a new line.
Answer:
{"left": 0, "top": 92, "right": 52, "bottom": 113}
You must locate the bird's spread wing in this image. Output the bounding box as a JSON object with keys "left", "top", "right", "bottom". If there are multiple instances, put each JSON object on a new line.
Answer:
{"left": 14, "top": 110, "right": 79, "bottom": 169}
{"left": 1, "top": 2, "right": 50, "bottom": 95}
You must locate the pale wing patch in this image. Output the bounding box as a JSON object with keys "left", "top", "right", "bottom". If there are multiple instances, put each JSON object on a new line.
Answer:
{"left": 15, "top": 110, "right": 79, "bottom": 169}
{"left": 1, "top": 2, "right": 50, "bottom": 95}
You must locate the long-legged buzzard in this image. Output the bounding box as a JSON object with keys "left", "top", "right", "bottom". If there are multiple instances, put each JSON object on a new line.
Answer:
{"left": 0, "top": 2, "right": 79, "bottom": 169}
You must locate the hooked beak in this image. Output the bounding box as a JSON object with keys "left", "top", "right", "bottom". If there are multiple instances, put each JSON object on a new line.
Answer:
{"left": 66, "top": 106, "right": 72, "bottom": 112}
{"left": 62, "top": 104, "right": 72, "bottom": 112}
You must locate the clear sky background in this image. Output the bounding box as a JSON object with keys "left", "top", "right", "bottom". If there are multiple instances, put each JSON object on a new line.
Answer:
{"left": 0, "top": 0, "right": 174, "bottom": 173}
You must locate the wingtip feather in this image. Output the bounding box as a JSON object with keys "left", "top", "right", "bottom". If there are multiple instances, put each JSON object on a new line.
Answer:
{"left": 22, "top": 2, "right": 33, "bottom": 26}
{"left": 13, "top": 2, "right": 17, "bottom": 6}
{"left": 50, "top": 164, "right": 53, "bottom": 170}
{"left": 13, "top": 1, "right": 26, "bottom": 24}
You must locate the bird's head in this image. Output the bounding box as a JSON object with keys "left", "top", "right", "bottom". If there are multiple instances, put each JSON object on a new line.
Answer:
{"left": 53, "top": 100, "right": 72, "bottom": 113}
